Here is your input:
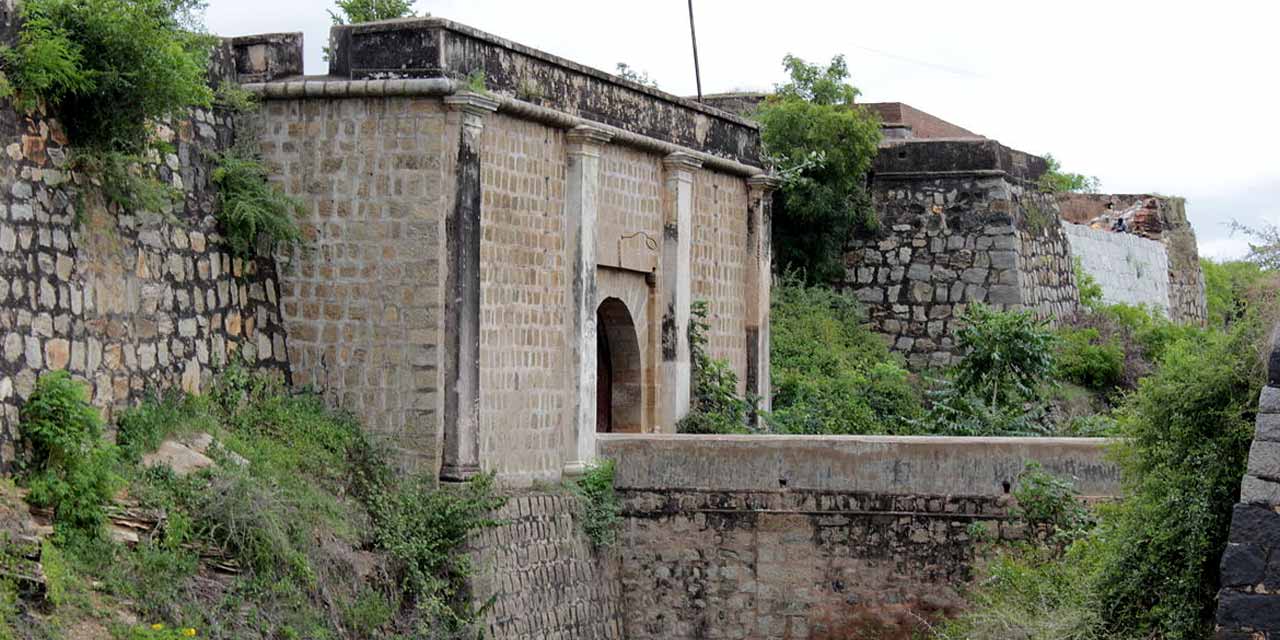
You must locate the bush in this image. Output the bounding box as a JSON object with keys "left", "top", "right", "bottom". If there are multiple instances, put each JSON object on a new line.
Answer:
{"left": 953, "top": 304, "right": 1056, "bottom": 406}
{"left": 1073, "top": 257, "right": 1104, "bottom": 310}
{"left": 572, "top": 460, "right": 621, "bottom": 548}
{"left": 678, "top": 300, "right": 752, "bottom": 434}
{"left": 1012, "top": 462, "right": 1094, "bottom": 546}
{"left": 1202, "top": 258, "right": 1280, "bottom": 330}
{"left": 1091, "top": 319, "right": 1267, "bottom": 638}
{"left": 1054, "top": 327, "right": 1124, "bottom": 390}
{"left": 329, "top": 0, "right": 416, "bottom": 24}
{"left": 18, "top": 371, "right": 118, "bottom": 539}
{"left": 211, "top": 147, "right": 303, "bottom": 257}
{"left": 767, "top": 280, "right": 920, "bottom": 435}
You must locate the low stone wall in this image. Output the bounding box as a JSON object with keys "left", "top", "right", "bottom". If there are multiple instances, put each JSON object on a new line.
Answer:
{"left": 1215, "top": 323, "right": 1280, "bottom": 637}
{"left": 468, "top": 493, "right": 624, "bottom": 640}
{"left": 1063, "top": 221, "right": 1172, "bottom": 313}
{"left": 600, "top": 434, "right": 1120, "bottom": 639}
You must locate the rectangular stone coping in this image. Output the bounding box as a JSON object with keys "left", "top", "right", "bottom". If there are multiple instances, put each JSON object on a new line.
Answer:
{"left": 332, "top": 16, "right": 757, "bottom": 131}
{"left": 873, "top": 137, "right": 1048, "bottom": 182}
{"left": 598, "top": 434, "right": 1121, "bottom": 498}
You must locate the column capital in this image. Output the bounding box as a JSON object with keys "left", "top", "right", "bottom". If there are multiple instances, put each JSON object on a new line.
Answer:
{"left": 566, "top": 125, "right": 613, "bottom": 151}
{"left": 444, "top": 91, "right": 500, "bottom": 117}
{"left": 662, "top": 152, "right": 703, "bottom": 173}
{"left": 747, "top": 174, "right": 782, "bottom": 194}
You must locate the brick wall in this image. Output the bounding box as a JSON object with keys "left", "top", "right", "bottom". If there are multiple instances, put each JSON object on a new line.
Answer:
{"left": 260, "top": 96, "right": 450, "bottom": 472}
{"left": 0, "top": 89, "right": 289, "bottom": 467}
{"left": 469, "top": 493, "right": 624, "bottom": 640}
{"left": 691, "top": 170, "right": 750, "bottom": 391}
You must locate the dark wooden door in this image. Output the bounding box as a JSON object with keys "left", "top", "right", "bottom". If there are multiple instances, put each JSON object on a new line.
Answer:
{"left": 597, "top": 315, "right": 613, "bottom": 433}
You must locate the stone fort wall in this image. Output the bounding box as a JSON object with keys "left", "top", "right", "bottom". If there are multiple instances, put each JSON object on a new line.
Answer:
{"left": 600, "top": 434, "right": 1120, "bottom": 638}
{"left": 0, "top": 33, "right": 290, "bottom": 469}
{"left": 1062, "top": 222, "right": 1172, "bottom": 312}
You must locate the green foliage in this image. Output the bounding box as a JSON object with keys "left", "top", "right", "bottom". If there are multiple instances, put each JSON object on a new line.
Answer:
{"left": 614, "top": 63, "right": 658, "bottom": 88}
{"left": 18, "top": 372, "right": 118, "bottom": 540}
{"left": 1012, "top": 462, "right": 1094, "bottom": 546}
{"left": 918, "top": 382, "right": 1055, "bottom": 437}
{"left": 367, "top": 472, "right": 505, "bottom": 634}
{"left": 76, "top": 148, "right": 181, "bottom": 213}
{"left": 1054, "top": 327, "right": 1124, "bottom": 391}
{"left": 1202, "top": 257, "right": 1280, "bottom": 329}
{"left": 0, "top": 578, "right": 15, "bottom": 640}
{"left": 1073, "top": 257, "right": 1104, "bottom": 310}
{"left": 953, "top": 304, "right": 1056, "bottom": 406}
{"left": 329, "top": 0, "right": 416, "bottom": 24}
{"left": 677, "top": 300, "right": 752, "bottom": 434}
{"left": 1, "top": 0, "right": 213, "bottom": 153}
{"left": 116, "top": 390, "right": 217, "bottom": 464}
{"left": 757, "top": 54, "right": 881, "bottom": 283}
{"left": 572, "top": 460, "right": 621, "bottom": 548}
{"left": 1037, "top": 153, "right": 1100, "bottom": 194}
{"left": 767, "top": 279, "right": 920, "bottom": 434}
{"left": 211, "top": 147, "right": 303, "bottom": 257}
{"left": 464, "top": 69, "right": 486, "bottom": 93}
{"left": 123, "top": 623, "right": 201, "bottom": 639}
{"left": 1092, "top": 320, "right": 1267, "bottom": 638}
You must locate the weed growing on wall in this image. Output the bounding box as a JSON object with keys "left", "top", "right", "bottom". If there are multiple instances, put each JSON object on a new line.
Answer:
{"left": 572, "top": 460, "right": 622, "bottom": 548}
{"left": 678, "top": 300, "right": 752, "bottom": 434}
{"left": 18, "top": 372, "right": 119, "bottom": 541}
{"left": 211, "top": 147, "right": 303, "bottom": 257}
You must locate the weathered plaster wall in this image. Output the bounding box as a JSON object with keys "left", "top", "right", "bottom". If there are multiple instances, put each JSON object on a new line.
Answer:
{"left": 1215, "top": 322, "right": 1280, "bottom": 637}
{"left": 1062, "top": 221, "right": 1172, "bottom": 313}
{"left": 259, "top": 96, "right": 450, "bottom": 473}
{"left": 600, "top": 434, "right": 1120, "bottom": 638}
{"left": 469, "top": 492, "right": 624, "bottom": 640}
{"left": 0, "top": 40, "right": 289, "bottom": 468}
{"left": 477, "top": 113, "right": 570, "bottom": 484}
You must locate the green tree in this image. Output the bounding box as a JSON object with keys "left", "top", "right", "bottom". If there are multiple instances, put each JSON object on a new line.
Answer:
{"left": 953, "top": 304, "right": 1057, "bottom": 406}
{"left": 756, "top": 55, "right": 881, "bottom": 283}
{"left": 329, "top": 0, "right": 416, "bottom": 24}
{"left": 1229, "top": 219, "right": 1280, "bottom": 271}
{"left": 1037, "top": 153, "right": 1101, "bottom": 193}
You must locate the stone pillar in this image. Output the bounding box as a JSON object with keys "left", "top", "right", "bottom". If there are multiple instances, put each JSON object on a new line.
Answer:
{"left": 563, "top": 125, "right": 612, "bottom": 477}
{"left": 659, "top": 152, "right": 702, "bottom": 430}
{"left": 746, "top": 175, "right": 780, "bottom": 419}
{"left": 439, "top": 92, "right": 498, "bottom": 483}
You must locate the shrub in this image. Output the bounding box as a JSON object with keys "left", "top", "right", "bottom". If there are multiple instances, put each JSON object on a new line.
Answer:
{"left": 211, "top": 147, "right": 303, "bottom": 257}
{"left": 1202, "top": 257, "right": 1280, "bottom": 330}
{"left": 1092, "top": 319, "right": 1267, "bottom": 639}
{"left": 678, "top": 300, "right": 751, "bottom": 434}
{"left": 1054, "top": 327, "right": 1124, "bottom": 390}
{"left": 329, "top": 0, "right": 416, "bottom": 24}
{"left": 18, "top": 372, "right": 118, "bottom": 539}
{"left": 1012, "top": 462, "right": 1094, "bottom": 545}
{"left": 953, "top": 304, "right": 1056, "bottom": 406}
{"left": 756, "top": 55, "right": 881, "bottom": 282}
{"left": 768, "top": 280, "right": 921, "bottom": 435}
{"left": 1073, "top": 257, "right": 1103, "bottom": 310}
{"left": 367, "top": 472, "right": 505, "bottom": 634}
{"left": 572, "top": 460, "right": 621, "bottom": 548}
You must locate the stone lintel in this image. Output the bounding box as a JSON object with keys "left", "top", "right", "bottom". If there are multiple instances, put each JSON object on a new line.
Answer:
{"left": 662, "top": 152, "right": 703, "bottom": 173}
{"left": 566, "top": 125, "right": 613, "bottom": 148}
{"left": 443, "top": 92, "right": 500, "bottom": 117}
{"left": 747, "top": 174, "right": 781, "bottom": 193}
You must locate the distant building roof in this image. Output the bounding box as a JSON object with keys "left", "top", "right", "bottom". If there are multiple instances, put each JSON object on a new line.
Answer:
{"left": 860, "top": 102, "right": 984, "bottom": 140}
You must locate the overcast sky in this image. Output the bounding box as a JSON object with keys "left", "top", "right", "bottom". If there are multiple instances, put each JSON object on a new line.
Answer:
{"left": 206, "top": 0, "right": 1279, "bottom": 261}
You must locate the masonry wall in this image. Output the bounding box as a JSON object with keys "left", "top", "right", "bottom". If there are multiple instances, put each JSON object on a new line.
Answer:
{"left": 600, "top": 434, "right": 1120, "bottom": 639}
{"left": 469, "top": 493, "right": 625, "bottom": 640}
{"left": 691, "top": 170, "right": 751, "bottom": 391}
{"left": 0, "top": 49, "right": 289, "bottom": 468}
{"left": 477, "top": 113, "right": 570, "bottom": 484}
{"left": 1062, "top": 221, "right": 1172, "bottom": 313}
{"left": 1014, "top": 190, "right": 1079, "bottom": 321}
{"left": 259, "top": 96, "right": 450, "bottom": 473}
{"left": 1215, "top": 322, "right": 1280, "bottom": 637}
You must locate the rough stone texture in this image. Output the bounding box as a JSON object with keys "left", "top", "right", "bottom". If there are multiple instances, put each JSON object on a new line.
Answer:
{"left": 1062, "top": 221, "right": 1172, "bottom": 313}
{"left": 468, "top": 493, "right": 624, "bottom": 640}
{"left": 1215, "top": 318, "right": 1280, "bottom": 637}
{"left": 0, "top": 39, "right": 288, "bottom": 468}
{"left": 842, "top": 139, "right": 1078, "bottom": 368}
{"left": 1058, "top": 193, "right": 1207, "bottom": 324}
{"left": 601, "top": 434, "right": 1120, "bottom": 638}
{"left": 326, "top": 18, "right": 760, "bottom": 167}
{"left": 258, "top": 96, "right": 449, "bottom": 474}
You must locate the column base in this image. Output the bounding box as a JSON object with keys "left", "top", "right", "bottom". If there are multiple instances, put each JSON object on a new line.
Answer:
{"left": 562, "top": 460, "right": 589, "bottom": 478}
{"left": 438, "top": 462, "right": 481, "bottom": 483}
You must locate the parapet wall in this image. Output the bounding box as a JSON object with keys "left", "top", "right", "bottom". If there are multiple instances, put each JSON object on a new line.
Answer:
{"left": 0, "top": 29, "right": 290, "bottom": 468}
{"left": 600, "top": 434, "right": 1119, "bottom": 638}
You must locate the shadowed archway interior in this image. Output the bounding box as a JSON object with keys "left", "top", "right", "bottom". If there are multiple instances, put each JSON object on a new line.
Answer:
{"left": 596, "top": 297, "right": 643, "bottom": 433}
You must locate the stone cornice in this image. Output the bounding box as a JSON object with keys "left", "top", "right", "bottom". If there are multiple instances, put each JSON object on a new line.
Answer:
{"left": 661, "top": 152, "right": 703, "bottom": 172}
{"left": 443, "top": 92, "right": 500, "bottom": 116}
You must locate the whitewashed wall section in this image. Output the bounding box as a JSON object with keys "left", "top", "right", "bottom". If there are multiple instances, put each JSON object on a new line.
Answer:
{"left": 1061, "top": 222, "right": 1171, "bottom": 315}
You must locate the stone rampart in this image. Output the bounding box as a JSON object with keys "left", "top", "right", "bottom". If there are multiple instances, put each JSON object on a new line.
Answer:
{"left": 1063, "top": 221, "right": 1172, "bottom": 313}
{"left": 1215, "top": 321, "right": 1280, "bottom": 637}
{"left": 0, "top": 29, "right": 290, "bottom": 468}
{"left": 599, "top": 434, "right": 1120, "bottom": 638}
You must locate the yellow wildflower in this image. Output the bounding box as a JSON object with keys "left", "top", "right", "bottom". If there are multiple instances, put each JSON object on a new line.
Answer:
{"left": 182, "top": 629, "right": 197, "bottom": 637}
{"left": 151, "top": 623, "right": 165, "bottom": 631}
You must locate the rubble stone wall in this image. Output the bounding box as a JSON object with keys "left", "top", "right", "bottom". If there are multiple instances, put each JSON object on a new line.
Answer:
{"left": 601, "top": 434, "right": 1120, "bottom": 639}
